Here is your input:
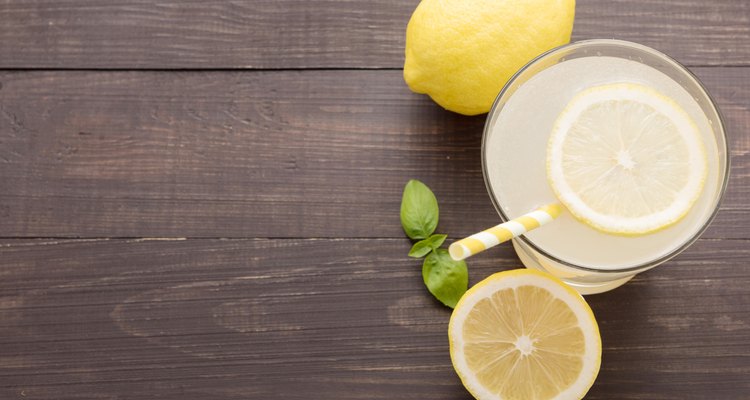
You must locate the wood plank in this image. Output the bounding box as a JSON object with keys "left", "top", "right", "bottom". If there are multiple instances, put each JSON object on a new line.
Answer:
{"left": 0, "top": 68, "right": 747, "bottom": 238}
{"left": 0, "top": 238, "right": 747, "bottom": 398}
{"left": 0, "top": 0, "right": 748, "bottom": 69}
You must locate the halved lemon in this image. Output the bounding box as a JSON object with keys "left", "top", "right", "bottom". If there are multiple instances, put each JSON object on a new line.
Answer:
{"left": 449, "top": 269, "right": 601, "bottom": 400}
{"left": 547, "top": 83, "right": 707, "bottom": 235}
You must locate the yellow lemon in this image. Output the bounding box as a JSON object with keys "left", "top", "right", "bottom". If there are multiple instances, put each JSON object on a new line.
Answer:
{"left": 449, "top": 269, "right": 601, "bottom": 399}
{"left": 404, "top": 0, "right": 576, "bottom": 116}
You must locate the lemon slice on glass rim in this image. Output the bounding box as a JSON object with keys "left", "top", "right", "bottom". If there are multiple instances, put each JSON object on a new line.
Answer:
{"left": 449, "top": 269, "right": 601, "bottom": 400}
{"left": 547, "top": 83, "right": 707, "bottom": 235}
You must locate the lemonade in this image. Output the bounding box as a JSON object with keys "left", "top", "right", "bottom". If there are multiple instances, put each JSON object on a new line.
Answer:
{"left": 483, "top": 40, "right": 729, "bottom": 294}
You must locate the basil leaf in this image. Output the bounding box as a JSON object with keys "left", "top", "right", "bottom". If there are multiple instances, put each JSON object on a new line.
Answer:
{"left": 426, "top": 234, "right": 447, "bottom": 250}
{"left": 400, "top": 179, "right": 439, "bottom": 240}
{"left": 408, "top": 234, "right": 448, "bottom": 258}
{"left": 422, "top": 249, "right": 468, "bottom": 308}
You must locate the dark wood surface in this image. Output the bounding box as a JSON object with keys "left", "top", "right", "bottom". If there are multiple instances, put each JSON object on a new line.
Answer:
{"left": 0, "top": 1, "right": 748, "bottom": 399}
{"left": 1, "top": 0, "right": 749, "bottom": 68}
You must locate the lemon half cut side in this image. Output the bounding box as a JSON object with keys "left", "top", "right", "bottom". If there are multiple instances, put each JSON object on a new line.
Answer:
{"left": 547, "top": 83, "right": 708, "bottom": 235}
{"left": 449, "top": 269, "right": 601, "bottom": 400}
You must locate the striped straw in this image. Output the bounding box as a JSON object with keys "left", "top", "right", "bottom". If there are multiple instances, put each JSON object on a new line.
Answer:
{"left": 449, "top": 203, "right": 563, "bottom": 261}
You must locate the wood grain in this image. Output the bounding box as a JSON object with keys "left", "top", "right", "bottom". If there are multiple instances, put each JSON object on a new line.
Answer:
{"left": 0, "top": 0, "right": 748, "bottom": 69}
{"left": 1, "top": 1, "right": 749, "bottom": 398}
{"left": 0, "top": 68, "right": 747, "bottom": 238}
{"left": 0, "top": 238, "right": 747, "bottom": 399}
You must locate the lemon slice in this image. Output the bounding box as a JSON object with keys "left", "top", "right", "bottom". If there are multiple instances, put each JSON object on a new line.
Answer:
{"left": 547, "top": 83, "right": 707, "bottom": 235}
{"left": 449, "top": 269, "right": 601, "bottom": 400}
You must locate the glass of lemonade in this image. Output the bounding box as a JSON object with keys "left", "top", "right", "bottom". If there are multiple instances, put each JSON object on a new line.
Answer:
{"left": 483, "top": 39, "right": 730, "bottom": 294}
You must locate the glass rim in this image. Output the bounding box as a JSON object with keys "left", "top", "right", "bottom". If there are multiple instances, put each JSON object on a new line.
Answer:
{"left": 481, "top": 38, "right": 731, "bottom": 274}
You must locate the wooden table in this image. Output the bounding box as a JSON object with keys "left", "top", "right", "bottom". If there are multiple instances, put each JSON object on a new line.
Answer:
{"left": 0, "top": 1, "right": 748, "bottom": 398}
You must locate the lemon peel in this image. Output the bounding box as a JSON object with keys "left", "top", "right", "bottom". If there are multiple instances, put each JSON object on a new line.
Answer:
{"left": 404, "top": 0, "right": 576, "bottom": 115}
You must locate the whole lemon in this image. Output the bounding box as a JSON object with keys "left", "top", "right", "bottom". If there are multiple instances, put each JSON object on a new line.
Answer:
{"left": 404, "top": 0, "right": 576, "bottom": 116}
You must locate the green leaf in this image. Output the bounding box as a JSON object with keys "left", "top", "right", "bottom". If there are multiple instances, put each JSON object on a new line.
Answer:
{"left": 422, "top": 249, "right": 468, "bottom": 308}
{"left": 400, "top": 179, "right": 439, "bottom": 240}
{"left": 408, "top": 234, "right": 448, "bottom": 258}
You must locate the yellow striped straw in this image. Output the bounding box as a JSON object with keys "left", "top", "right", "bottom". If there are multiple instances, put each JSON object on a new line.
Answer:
{"left": 449, "top": 203, "right": 563, "bottom": 261}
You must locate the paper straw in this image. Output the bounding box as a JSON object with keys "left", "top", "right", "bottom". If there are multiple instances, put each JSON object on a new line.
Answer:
{"left": 449, "top": 203, "right": 563, "bottom": 261}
